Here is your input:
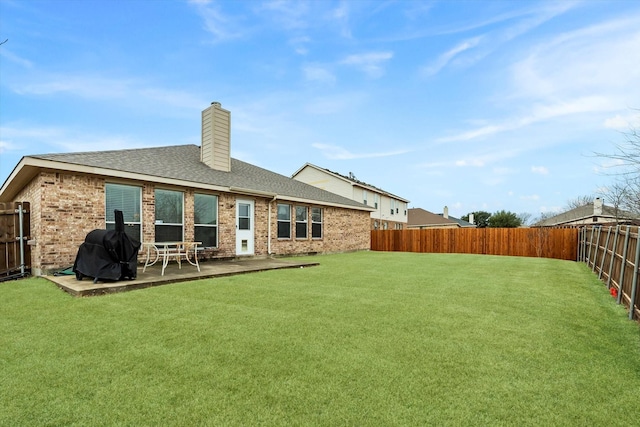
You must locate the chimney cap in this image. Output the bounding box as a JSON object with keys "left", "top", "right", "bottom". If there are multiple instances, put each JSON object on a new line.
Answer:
{"left": 211, "top": 101, "right": 222, "bottom": 107}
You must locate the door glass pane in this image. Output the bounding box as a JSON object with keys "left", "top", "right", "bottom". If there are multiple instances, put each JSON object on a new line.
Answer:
{"left": 238, "top": 203, "right": 250, "bottom": 230}
{"left": 239, "top": 217, "right": 250, "bottom": 230}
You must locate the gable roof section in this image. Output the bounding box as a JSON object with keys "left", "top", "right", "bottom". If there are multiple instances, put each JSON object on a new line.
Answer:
{"left": 292, "top": 162, "right": 410, "bottom": 203}
{"left": 436, "top": 213, "right": 476, "bottom": 228}
{"left": 535, "top": 203, "right": 639, "bottom": 226}
{"left": 407, "top": 208, "right": 459, "bottom": 228}
{"left": 0, "top": 145, "right": 373, "bottom": 211}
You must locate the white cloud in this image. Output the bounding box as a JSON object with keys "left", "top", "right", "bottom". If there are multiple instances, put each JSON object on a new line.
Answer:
{"left": 303, "top": 92, "right": 367, "bottom": 115}
{"left": 0, "top": 124, "right": 155, "bottom": 156}
{"left": 257, "top": 0, "right": 310, "bottom": 30}
{"left": 11, "top": 73, "right": 206, "bottom": 112}
{"left": 604, "top": 112, "right": 640, "bottom": 130}
{"left": 0, "top": 48, "right": 33, "bottom": 69}
{"left": 510, "top": 15, "right": 640, "bottom": 101}
{"left": 0, "top": 140, "right": 13, "bottom": 154}
{"left": 289, "top": 36, "right": 311, "bottom": 55}
{"left": 330, "top": 2, "right": 352, "bottom": 38}
{"left": 531, "top": 166, "right": 549, "bottom": 175}
{"left": 312, "top": 143, "right": 409, "bottom": 160}
{"left": 302, "top": 64, "right": 336, "bottom": 84}
{"left": 340, "top": 51, "right": 393, "bottom": 78}
{"left": 422, "top": 37, "right": 482, "bottom": 76}
{"left": 438, "top": 96, "right": 616, "bottom": 143}
{"left": 189, "top": 0, "right": 246, "bottom": 42}
{"left": 455, "top": 158, "right": 485, "bottom": 167}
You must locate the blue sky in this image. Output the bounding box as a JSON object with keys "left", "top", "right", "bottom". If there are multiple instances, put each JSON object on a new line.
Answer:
{"left": 1, "top": 0, "right": 639, "bottom": 220}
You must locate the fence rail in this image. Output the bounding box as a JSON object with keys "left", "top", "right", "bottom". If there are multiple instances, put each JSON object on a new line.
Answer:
{"left": 580, "top": 226, "right": 640, "bottom": 321}
{"left": 0, "top": 202, "right": 31, "bottom": 279}
{"left": 371, "top": 228, "right": 579, "bottom": 260}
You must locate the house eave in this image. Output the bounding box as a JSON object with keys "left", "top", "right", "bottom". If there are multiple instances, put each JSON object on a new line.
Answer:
{"left": 0, "top": 156, "right": 231, "bottom": 202}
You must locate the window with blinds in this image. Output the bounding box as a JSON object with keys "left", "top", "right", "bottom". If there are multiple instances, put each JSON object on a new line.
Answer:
{"left": 277, "top": 203, "right": 291, "bottom": 239}
{"left": 105, "top": 183, "right": 142, "bottom": 241}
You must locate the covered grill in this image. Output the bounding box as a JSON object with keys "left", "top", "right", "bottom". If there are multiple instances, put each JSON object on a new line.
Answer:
{"left": 73, "top": 210, "right": 141, "bottom": 283}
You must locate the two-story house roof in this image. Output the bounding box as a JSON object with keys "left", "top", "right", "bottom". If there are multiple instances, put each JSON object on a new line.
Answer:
{"left": 291, "top": 163, "right": 410, "bottom": 230}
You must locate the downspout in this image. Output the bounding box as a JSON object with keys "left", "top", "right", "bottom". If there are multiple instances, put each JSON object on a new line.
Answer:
{"left": 268, "top": 195, "right": 277, "bottom": 255}
{"left": 18, "top": 203, "right": 25, "bottom": 275}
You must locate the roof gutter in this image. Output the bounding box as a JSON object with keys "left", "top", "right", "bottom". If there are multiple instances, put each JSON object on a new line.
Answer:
{"left": 229, "top": 187, "right": 278, "bottom": 198}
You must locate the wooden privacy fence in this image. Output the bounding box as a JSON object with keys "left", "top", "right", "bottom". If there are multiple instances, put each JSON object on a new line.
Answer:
{"left": 580, "top": 225, "right": 640, "bottom": 321}
{"left": 0, "top": 202, "right": 31, "bottom": 279}
{"left": 371, "top": 228, "right": 579, "bottom": 261}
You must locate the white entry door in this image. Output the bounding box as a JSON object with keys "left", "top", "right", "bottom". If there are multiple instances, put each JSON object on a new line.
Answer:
{"left": 236, "top": 199, "right": 254, "bottom": 255}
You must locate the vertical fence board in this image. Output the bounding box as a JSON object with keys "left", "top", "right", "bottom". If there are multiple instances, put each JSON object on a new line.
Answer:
{"left": 371, "top": 228, "right": 579, "bottom": 260}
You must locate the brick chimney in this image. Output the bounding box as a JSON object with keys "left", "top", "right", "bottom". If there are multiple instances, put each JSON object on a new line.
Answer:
{"left": 594, "top": 197, "right": 603, "bottom": 216}
{"left": 201, "top": 102, "right": 231, "bottom": 172}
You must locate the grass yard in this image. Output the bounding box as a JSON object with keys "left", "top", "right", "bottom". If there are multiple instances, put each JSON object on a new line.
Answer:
{"left": 1, "top": 251, "right": 639, "bottom": 426}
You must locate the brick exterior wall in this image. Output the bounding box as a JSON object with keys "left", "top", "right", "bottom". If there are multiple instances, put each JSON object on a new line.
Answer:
{"left": 13, "top": 171, "right": 371, "bottom": 275}
{"left": 268, "top": 204, "right": 371, "bottom": 255}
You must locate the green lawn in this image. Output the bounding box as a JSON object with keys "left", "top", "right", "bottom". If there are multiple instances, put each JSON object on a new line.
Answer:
{"left": 1, "top": 252, "right": 639, "bottom": 426}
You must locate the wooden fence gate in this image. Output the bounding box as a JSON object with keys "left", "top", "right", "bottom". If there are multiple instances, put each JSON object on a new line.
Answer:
{"left": 0, "top": 202, "right": 31, "bottom": 279}
{"left": 580, "top": 225, "right": 640, "bottom": 321}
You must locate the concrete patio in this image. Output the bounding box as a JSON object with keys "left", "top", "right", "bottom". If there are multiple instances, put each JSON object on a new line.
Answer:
{"left": 45, "top": 257, "right": 320, "bottom": 297}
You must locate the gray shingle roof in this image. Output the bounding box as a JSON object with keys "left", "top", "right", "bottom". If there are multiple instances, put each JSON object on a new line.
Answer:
{"left": 535, "top": 203, "right": 639, "bottom": 226}
{"left": 32, "top": 145, "right": 371, "bottom": 210}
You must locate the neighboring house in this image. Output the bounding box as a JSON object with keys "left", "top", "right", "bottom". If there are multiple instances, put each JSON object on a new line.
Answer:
{"left": 0, "top": 103, "right": 374, "bottom": 275}
{"left": 407, "top": 207, "right": 476, "bottom": 229}
{"left": 291, "top": 163, "right": 409, "bottom": 230}
{"left": 534, "top": 198, "right": 640, "bottom": 227}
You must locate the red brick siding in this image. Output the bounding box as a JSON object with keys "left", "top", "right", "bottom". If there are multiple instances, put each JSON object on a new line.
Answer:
{"left": 12, "top": 171, "right": 371, "bottom": 273}
{"left": 269, "top": 205, "right": 371, "bottom": 255}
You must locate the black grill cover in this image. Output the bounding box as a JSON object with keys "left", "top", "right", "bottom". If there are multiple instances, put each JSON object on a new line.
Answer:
{"left": 73, "top": 210, "right": 141, "bottom": 282}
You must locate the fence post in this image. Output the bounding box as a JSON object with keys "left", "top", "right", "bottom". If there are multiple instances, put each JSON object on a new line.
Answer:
{"left": 598, "top": 227, "right": 611, "bottom": 280}
{"left": 587, "top": 227, "right": 595, "bottom": 268}
{"left": 592, "top": 227, "right": 602, "bottom": 272}
{"left": 17, "top": 203, "right": 25, "bottom": 275}
{"left": 616, "top": 226, "right": 630, "bottom": 305}
{"left": 607, "top": 226, "right": 620, "bottom": 288}
{"left": 577, "top": 228, "right": 582, "bottom": 261}
{"left": 628, "top": 228, "right": 640, "bottom": 321}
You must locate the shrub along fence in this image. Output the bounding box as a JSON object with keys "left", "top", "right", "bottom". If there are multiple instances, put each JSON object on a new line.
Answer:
{"left": 371, "top": 228, "right": 579, "bottom": 260}
{"left": 580, "top": 225, "right": 640, "bottom": 321}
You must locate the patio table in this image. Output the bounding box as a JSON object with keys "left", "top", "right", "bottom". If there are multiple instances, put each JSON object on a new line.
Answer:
{"left": 142, "top": 242, "right": 202, "bottom": 276}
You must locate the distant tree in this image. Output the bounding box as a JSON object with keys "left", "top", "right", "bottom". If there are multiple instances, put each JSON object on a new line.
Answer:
{"left": 594, "top": 109, "right": 640, "bottom": 214}
{"left": 488, "top": 210, "right": 522, "bottom": 228}
{"left": 462, "top": 211, "right": 491, "bottom": 228}
{"left": 533, "top": 211, "right": 557, "bottom": 224}
{"left": 564, "top": 195, "right": 594, "bottom": 210}
{"left": 517, "top": 212, "right": 533, "bottom": 226}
